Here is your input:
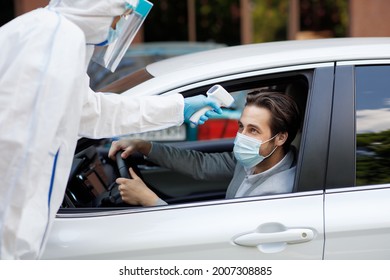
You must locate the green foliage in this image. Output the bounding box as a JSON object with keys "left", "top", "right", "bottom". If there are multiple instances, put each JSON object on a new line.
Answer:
{"left": 356, "top": 130, "right": 390, "bottom": 186}
{"left": 196, "top": 0, "right": 241, "bottom": 45}
{"left": 300, "top": 0, "right": 348, "bottom": 37}
{"left": 144, "top": 0, "right": 189, "bottom": 41}
{"left": 144, "top": 1, "right": 349, "bottom": 45}
{"left": 252, "top": 0, "right": 288, "bottom": 43}
{"left": 145, "top": 0, "right": 241, "bottom": 45}
{"left": 251, "top": 0, "right": 349, "bottom": 43}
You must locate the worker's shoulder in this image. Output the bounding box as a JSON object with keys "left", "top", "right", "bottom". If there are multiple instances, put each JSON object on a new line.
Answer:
{"left": 38, "top": 8, "right": 85, "bottom": 39}
{"left": 7, "top": 8, "right": 84, "bottom": 42}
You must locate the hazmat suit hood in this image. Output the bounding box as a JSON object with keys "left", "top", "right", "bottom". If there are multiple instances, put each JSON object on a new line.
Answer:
{"left": 48, "top": 0, "right": 133, "bottom": 44}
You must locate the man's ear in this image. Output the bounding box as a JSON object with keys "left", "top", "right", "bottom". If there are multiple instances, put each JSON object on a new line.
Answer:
{"left": 275, "top": 132, "right": 288, "bottom": 146}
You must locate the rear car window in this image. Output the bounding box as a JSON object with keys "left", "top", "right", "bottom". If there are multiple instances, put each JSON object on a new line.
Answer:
{"left": 355, "top": 65, "right": 390, "bottom": 186}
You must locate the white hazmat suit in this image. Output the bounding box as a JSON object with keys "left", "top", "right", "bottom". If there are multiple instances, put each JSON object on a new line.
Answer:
{"left": 0, "top": 0, "right": 185, "bottom": 259}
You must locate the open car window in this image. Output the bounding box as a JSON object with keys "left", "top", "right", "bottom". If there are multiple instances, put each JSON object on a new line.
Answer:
{"left": 60, "top": 70, "right": 311, "bottom": 212}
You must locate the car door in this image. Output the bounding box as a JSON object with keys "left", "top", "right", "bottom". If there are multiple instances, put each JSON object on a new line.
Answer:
{"left": 324, "top": 61, "right": 390, "bottom": 259}
{"left": 42, "top": 63, "right": 334, "bottom": 260}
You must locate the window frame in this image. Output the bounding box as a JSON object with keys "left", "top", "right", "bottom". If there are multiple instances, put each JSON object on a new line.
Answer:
{"left": 59, "top": 63, "right": 334, "bottom": 217}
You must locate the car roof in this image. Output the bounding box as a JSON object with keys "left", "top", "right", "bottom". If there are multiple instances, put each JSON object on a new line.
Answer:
{"left": 118, "top": 38, "right": 390, "bottom": 96}
{"left": 148, "top": 38, "right": 390, "bottom": 75}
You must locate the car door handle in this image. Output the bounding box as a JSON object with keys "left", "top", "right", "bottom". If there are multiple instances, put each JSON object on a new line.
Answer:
{"left": 233, "top": 228, "right": 314, "bottom": 247}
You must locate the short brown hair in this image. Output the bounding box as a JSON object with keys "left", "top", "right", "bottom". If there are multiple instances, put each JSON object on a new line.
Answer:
{"left": 246, "top": 90, "right": 301, "bottom": 149}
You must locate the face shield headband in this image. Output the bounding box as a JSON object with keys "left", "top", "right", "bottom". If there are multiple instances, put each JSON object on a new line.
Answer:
{"left": 91, "top": 0, "right": 153, "bottom": 72}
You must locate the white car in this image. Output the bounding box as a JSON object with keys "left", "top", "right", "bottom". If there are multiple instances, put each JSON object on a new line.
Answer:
{"left": 42, "top": 38, "right": 390, "bottom": 259}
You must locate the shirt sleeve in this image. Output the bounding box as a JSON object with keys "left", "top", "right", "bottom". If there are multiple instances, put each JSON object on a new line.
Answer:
{"left": 147, "top": 142, "right": 236, "bottom": 181}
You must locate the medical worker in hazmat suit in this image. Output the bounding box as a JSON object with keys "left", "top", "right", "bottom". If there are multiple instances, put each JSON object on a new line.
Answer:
{"left": 0, "top": 0, "right": 222, "bottom": 259}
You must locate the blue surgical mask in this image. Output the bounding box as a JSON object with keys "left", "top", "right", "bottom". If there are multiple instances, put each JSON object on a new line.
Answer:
{"left": 96, "top": 13, "right": 128, "bottom": 47}
{"left": 233, "top": 132, "right": 278, "bottom": 168}
{"left": 96, "top": 27, "right": 119, "bottom": 47}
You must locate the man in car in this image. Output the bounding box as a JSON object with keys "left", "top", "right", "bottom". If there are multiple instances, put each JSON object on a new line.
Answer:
{"left": 108, "top": 91, "right": 301, "bottom": 206}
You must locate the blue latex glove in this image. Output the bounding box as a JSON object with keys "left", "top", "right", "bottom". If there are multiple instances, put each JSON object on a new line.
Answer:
{"left": 184, "top": 95, "right": 223, "bottom": 125}
{"left": 198, "top": 115, "right": 209, "bottom": 125}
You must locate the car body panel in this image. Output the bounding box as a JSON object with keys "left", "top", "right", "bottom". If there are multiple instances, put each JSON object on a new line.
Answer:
{"left": 43, "top": 192, "right": 324, "bottom": 259}
{"left": 324, "top": 186, "right": 390, "bottom": 259}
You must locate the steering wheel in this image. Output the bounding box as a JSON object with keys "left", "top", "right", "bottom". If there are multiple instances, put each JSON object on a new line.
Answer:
{"left": 98, "top": 151, "right": 135, "bottom": 207}
{"left": 115, "top": 151, "right": 145, "bottom": 180}
{"left": 100, "top": 151, "right": 160, "bottom": 207}
{"left": 117, "top": 150, "right": 171, "bottom": 202}
{"left": 100, "top": 149, "right": 173, "bottom": 207}
{"left": 116, "top": 151, "right": 132, "bottom": 179}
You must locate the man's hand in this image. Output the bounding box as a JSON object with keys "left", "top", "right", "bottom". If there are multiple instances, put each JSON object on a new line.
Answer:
{"left": 116, "top": 167, "right": 159, "bottom": 207}
{"left": 109, "top": 138, "right": 152, "bottom": 160}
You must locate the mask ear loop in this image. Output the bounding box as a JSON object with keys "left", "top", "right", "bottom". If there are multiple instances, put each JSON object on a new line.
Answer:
{"left": 262, "top": 133, "right": 280, "bottom": 159}
{"left": 261, "top": 133, "right": 279, "bottom": 145}
{"left": 123, "top": 6, "right": 133, "bottom": 17}
{"left": 111, "top": 6, "right": 133, "bottom": 30}
{"left": 263, "top": 145, "right": 278, "bottom": 159}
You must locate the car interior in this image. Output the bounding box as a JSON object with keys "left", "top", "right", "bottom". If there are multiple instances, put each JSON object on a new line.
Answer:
{"left": 61, "top": 72, "right": 310, "bottom": 210}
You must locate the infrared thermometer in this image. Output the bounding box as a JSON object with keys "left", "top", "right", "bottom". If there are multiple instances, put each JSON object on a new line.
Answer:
{"left": 189, "top": 85, "right": 235, "bottom": 124}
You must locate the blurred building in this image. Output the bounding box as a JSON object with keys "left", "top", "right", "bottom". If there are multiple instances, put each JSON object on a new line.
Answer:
{"left": 1, "top": 0, "right": 146, "bottom": 43}
{"left": 13, "top": 0, "right": 48, "bottom": 16}
{"left": 2, "top": 0, "right": 390, "bottom": 42}
{"left": 349, "top": 0, "right": 390, "bottom": 37}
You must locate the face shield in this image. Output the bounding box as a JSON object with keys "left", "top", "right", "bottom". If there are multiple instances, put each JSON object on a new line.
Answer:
{"left": 91, "top": 0, "right": 153, "bottom": 72}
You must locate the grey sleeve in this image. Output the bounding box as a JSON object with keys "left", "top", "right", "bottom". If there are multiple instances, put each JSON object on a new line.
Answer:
{"left": 147, "top": 142, "right": 236, "bottom": 181}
